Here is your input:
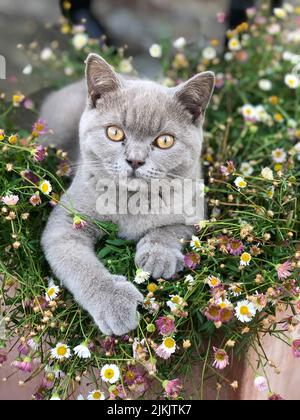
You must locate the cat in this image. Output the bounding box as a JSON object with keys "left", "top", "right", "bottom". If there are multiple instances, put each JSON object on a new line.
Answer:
{"left": 40, "top": 53, "right": 215, "bottom": 336}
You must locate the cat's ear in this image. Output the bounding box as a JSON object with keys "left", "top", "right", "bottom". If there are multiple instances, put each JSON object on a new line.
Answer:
{"left": 85, "top": 53, "right": 121, "bottom": 107}
{"left": 174, "top": 72, "right": 215, "bottom": 124}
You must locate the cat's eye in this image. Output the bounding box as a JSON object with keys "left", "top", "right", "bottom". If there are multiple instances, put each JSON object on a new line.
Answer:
{"left": 154, "top": 134, "right": 175, "bottom": 149}
{"left": 106, "top": 126, "right": 125, "bottom": 142}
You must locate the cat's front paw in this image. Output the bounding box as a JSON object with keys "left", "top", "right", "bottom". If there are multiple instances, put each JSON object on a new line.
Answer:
{"left": 95, "top": 278, "right": 143, "bottom": 336}
{"left": 135, "top": 243, "right": 184, "bottom": 279}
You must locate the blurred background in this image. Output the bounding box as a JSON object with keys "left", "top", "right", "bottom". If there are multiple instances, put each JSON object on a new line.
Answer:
{"left": 0, "top": 0, "right": 240, "bottom": 94}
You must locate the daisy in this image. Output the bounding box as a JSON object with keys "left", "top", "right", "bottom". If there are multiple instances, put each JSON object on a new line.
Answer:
{"left": 156, "top": 337, "right": 177, "bottom": 359}
{"left": 213, "top": 348, "right": 229, "bottom": 370}
{"left": 228, "top": 38, "right": 241, "bottom": 51}
{"left": 28, "top": 337, "right": 39, "bottom": 351}
{"left": 184, "top": 252, "right": 200, "bottom": 269}
{"left": 202, "top": 46, "right": 217, "bottom": 60}
{"left": 87, "top": 390, "right": 105, "bottom": 400}
{"left": 272, "top": 148, "right": 287, "bottom": 163}
{"left": 50, "top": 343, "right": 71, "bottom": 360}
{"left": 100, "top": 364, "right": 120, "bottom": 384}
{"left": 149, "top": 44, "right": 162, "bottom": 58}
{"left": 73, "top": 216, "right": 87, "bottom": 230}
{"left": 1, "top": 194, "right": 19, "bottom": 206}
{"left": 184, "top": 274, "right": 195, "bottom": 286}
{"left": 190, "top": 235, "right": 201, "bottom": 251}
{"left": 40, "top": 180, "right": 52, "bottom": 195}
{"left": 274, "top": 8, "right": 287, "bottom": 19}
{"left": 277, "top": 260, "right": 292, "bottom": 280}
{"left": 167, "top": 295, "right": 184, "bottom": 311}
{"left": 241, "top": 104, "right": 256, "bottom": 122}
{"left": 29, "top": 193, "right": 41, "bottom": 207}
{"left": 72, "top": 33, "right": 89, "bottom": 50}
{"left": 119, "top": 58, "right": 133, "bottom": 74}
{"left": 0, "top": 129, "right": 5, "bottom": 141}
{"left": 40, "top": 47, "right": 54, "bottom": 61}
{"left": 240, "top": 162, "right": 254, "bottom": 176}
{"left": 240, "top": 252, "right": 252, "bottom": 266}
{"left": 206, "top": 275, "right": 221, "bottom": 288}
{"left": 134, "top": 268, "right": 150, "bottom": 285}
{"left": 258, "top": 79, "right": 272, "bottom": 91}
{"left": 285, "top": 74, "right": 300, "bottom": 89}
{"left": 261, "top": 167, "right": 274, "bottom": 180}
{"left": 235, "top": 300, "right": 256, "bottom": 323}
{"left": 45, "top": 282, "right": 60, "bottom": 302}
{"left": 156, "top": 316, "right": 176, "bottom": 336}
{"left": 254, "top": 376, "right": 268, "bottom": 392}
{"left": 74, "top": 342, "right": 91, "bottom": 359}
{"left": 227, "top": 238, "right": 244, "bottom": 256}
{"left": 234, "top": 177, "right": 247, "bottom": 189}
{"left": 173, "top": 37, "right": 186, "bottom": 49}
{"left": 230, "top": 283, "right": 243, "bottom": 297}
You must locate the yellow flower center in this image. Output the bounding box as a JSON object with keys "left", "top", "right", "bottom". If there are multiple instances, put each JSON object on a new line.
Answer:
{"left": 241, "top": 253, "right": 251, "bottom": 263}
{"left": 172, "top": 297, "right": 180, "bottom": 304}
{"left": 194, "top": 240, "right": 200, "bottom": 248}
{"left": 47, "top": 287, "right": 55, "bottom": 297}
{"left": 240, "top": 306, "right": 250, "bottom": 316}
{"left": 219, "top": 302, "right": 227, "bottom": 309}
{"left": 238, "top": 181, "right": 247, "bottom": 188}
{"left": 164, "top": 338, "right": 175, "bottom": 349}
{"left": 57, "top": 346, "right": 67, "bottom": 357}
{"left": 104, "top": 368, "right": 114, "bottom": 379}
{"left": 92, "top": 391, "right": 102, "bottom": 400}
{"left": 41, "top": 183, "right": 49, "bottom": 193}
{"left": 210, "top": 277, "right": 219, "bottom": 286}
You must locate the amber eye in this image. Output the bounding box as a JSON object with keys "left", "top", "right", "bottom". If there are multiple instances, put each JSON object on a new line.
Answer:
{"left": 155, "top": 134, "right": 175, "bottom": 149}
{"left": 106, "top": 126, "right": 125, "bottom": 142}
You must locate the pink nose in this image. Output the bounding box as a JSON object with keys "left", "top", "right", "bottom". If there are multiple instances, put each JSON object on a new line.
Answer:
{"left": 126, "top": 159, "right": 145, "bottom": 169}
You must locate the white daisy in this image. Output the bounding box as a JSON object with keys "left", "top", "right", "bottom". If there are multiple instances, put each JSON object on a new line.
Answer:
{"left": 50, "top": 343, "right": 71, "bottom": 360}
{"left": 234, "top": 177, "right": 248, "bottom": 189}
{"left": 167, "top": 295, "right": 184, "bottom": 311}
{"left": 228, "top": 38, "right": 241, "bottom": 51}
{"left": 258, "top": 79, "right": 272, "bottom": 91}
{"left": 100, "top": 364, "right": 120, "bottom": 384}
{"left": 202, "top": 46, "right": 217, "bottom": 61}
{"left": 272, "top": 148, "right": 287, "bottom": 163}
{"left": 230, "top": 283, "right": 243, "bottom": 297}
{"left": 242, "top": 104, "right": 257, "bottom": 122}
{"left": 40, "top": 47, "right": 54, "bottom": 61}
{"left": 206, "top": 275, "right": 221, "bottom": 288}
{"left": 235, "top": 300, "right": 256, "bottom": 323}
{"left": 255, "top": 105, "right": 271, "bottom": 123}
{"left": 285, "top": 74, "right": 300, "bottom": 89}
{"left": 190, "top": 235, "right": 201, "bottom": 251}
{"left": 77, "top": 394, "right": 85, "bottom": 400}
{"left": 240, "top": 252, "right": 252, "bottom": 266}
{"left": 72, "top": 33, "right": 89, "bottom": 50}
{"left": 240, "top": 162, "right": 254, "bottom": 176}
{"left": 45, "top": 281, "right": 60, "bottom": 302}
{"left": 155, "top": 337, "right": 177, "bottom": 359}
{"left": 134, "top": 268, "right": 150, "bottom": 285}
{"left": 261, "top": 167, "right": 274, "bottom": 180}
{"left": 74, "top": 343, "right": 91, "bottom": 359}
{"left": 173, "top": 37, "right": 186, "bottom": 49}
{"left": 149, "top": 44, "right": 162, "bottom": 58}
{"left": 40, "top": 180, "right": 52, "bottom": 195}
{"left": 28, "top": 337, "right": 39, "bottom": 351}
{"left": 274, "top": 8, "right": 287, "bottom": 20}
{"left": 184, "top": 275, "right": 195, "bottom": 286}
{"left": 87, "top": 390, "right": 105, "bottom": 400}
{"left": 119, "top": 59, "right": 133, "bottom": 74}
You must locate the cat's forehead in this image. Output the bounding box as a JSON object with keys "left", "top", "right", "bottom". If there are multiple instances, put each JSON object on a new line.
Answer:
{"left": 102, "top": 83, "right": 186, "bottom": 137}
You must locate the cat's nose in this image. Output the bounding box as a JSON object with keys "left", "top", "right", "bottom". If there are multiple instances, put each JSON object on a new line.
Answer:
{"left": 126, "top": 159, "right": 145, "bottom": 170}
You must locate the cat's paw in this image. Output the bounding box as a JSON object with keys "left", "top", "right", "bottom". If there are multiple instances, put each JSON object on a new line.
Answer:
{"left": 135, "top": 243, "right": 184, "bottom": 279}
{"left": 95, "top": 278, "right": 143, "bottom": 336}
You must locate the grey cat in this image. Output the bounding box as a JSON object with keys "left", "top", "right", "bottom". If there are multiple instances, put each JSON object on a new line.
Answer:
{"left": 40, "top": 53, "right": 215, "bottom": 336}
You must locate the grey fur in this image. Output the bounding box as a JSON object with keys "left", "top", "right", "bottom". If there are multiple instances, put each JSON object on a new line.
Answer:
{"left": 41, "top": 54, "right": 215, "bottom": 336}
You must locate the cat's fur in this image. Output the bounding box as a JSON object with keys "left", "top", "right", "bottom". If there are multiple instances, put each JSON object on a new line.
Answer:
{"left": 40, "top": 54, "right": 215, "bottom": 336}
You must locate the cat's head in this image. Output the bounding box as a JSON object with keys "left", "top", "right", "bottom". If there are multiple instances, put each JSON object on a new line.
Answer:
{"left": 80, "top": 53, "right": 215, "bottom": 181}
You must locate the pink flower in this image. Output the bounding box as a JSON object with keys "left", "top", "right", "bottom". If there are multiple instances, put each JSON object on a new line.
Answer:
{"left": 217, "top": 12, "right": 226, "bottom": 23}
{"left": 156, "top": 316, "right": 176, "bottom": 336}
{"left": 23, "top": 99, "right": 34, "bottom": 110}
{"left": 164, "top": 379, "right": 182, "bottom": 399}
{"left": 254, "top": 376, "right": 268, "bottom": 392}
{"left": 18, "top": 342, "right": 30, "bottom": 356}
{"left": 292, "top": 339, "right": 300, "bottom": 358}
{"left": 277, "top": 261, "right": 293, "bottom": 280}
{"left": 227, "top": 238, "right": 244, "bottom": 256}
{"left": 205, "top": 304, "right": 221, "bottom": 322}
{"left": 1, "top": 194, "right": 19, "bottom": 206}
{"left": 73, "top": 216, "right": 87, "bottom": 230}
{"left": 246, "top": 7, "right": 256, "bottom": 18}
{"left": 184, "top": 252, "right": 200, "bottom": 269}
{"left": 268, "top": 393, "right": 284, "bottom": 400}
{"left": 32, "top": 119, "right": 49, "bottom": 137}
{"left": 13, "top": 357, "right": 33, "bottom": 373}
{"left": 29, "top": 194, "right": 42, "bottom": 206}
{"left": 220, "top": 161, "right": 236, "bottom": 177}
{"left": 213, "top": 348, "right": 229, "bottom": 370}
{"left": 33, "top": 145, "right": 47, "bottom": 162}
{"left": 0, "top": 352, "right": 7, "bottom": 364}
